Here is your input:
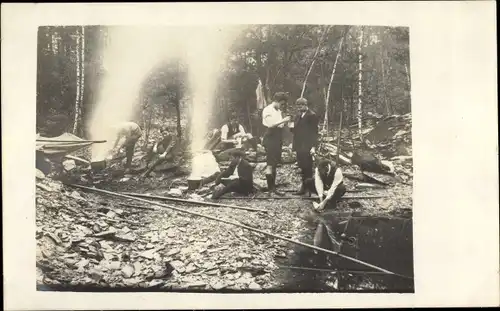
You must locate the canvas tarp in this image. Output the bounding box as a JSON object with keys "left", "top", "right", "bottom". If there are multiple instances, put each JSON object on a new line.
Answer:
{"left": 36, "top": 132, "right": 95, "bottom": 156}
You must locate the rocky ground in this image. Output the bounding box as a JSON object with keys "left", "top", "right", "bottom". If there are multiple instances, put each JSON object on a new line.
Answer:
{"left": 36, "top": 115, "right": 414, "bottom": 292}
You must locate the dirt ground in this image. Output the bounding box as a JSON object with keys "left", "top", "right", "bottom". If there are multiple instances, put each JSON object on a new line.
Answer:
{"left": 36, "top": 156, "right": 413, "bottom": 292}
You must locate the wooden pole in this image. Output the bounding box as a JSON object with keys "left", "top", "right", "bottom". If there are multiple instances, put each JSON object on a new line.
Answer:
{"left": 216, "top": 195, "right": 389, "bottom": 200}
{"left": 68, "top": 183, "right": 411, "bottom": 279}
{"left": 36, "top": 139, "right": 107, "bottom": 143}
{"left": 120, "top": 191, "right": 268, "bottom": 213}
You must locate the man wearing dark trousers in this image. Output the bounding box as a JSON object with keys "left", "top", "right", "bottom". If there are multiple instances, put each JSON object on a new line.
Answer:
{"left": 305, "top": 159, "right": 347, "bottom": 211}
{"left": 142, "top": 127, "right": 176, "bottom": 178}
{"left": 262, "top": 92, "right": 291, "bottom": 195}
{"left": 211, "top": 150, "right": 254, "bottom": 199}
{"left": 291, "top": 97, "right": 319, "bottom": 195}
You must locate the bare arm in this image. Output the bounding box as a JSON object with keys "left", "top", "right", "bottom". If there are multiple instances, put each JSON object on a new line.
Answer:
{"left": 324, "top": 168, "right": 344, "bottom": 202}
{"left": 113, "top": 131, "right": 124, "bottom": 149}
{"left": 314, "top": 168, "right": 324, "bottom": 199}
{"left": 263, "top": 110, "right": 290, "bottom": 128}
{"left": 220, "top": 125, "right": 236, "bottom": 143}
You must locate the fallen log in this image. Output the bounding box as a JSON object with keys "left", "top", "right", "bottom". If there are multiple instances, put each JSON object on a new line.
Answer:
{"left": 67, "top": 183, "right": 412, "bottom": 279}
{"left": 119, "top": 191, "right": 268, "bottom": 213}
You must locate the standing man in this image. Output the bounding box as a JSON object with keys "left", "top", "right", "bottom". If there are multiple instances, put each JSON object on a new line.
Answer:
{"left": 112, "top": 121, "right": 142, "bottom": 172}
{"left": 262, "top": 92, "right": 291, "bottom": 195}
{"left": 291, "top": 97, "right": 319, "bottom": 195}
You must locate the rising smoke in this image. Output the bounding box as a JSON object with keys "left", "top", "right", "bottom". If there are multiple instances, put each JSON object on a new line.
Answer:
{"left": 88, "top": 25, "right": 241, "bottom": 165}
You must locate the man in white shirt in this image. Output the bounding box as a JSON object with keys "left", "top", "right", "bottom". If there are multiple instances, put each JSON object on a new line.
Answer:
{"left": 309, "top": 159, "right": 347, "bottom": 211}
{"left": 112, "top": 121, "right": 143, "bottom": 172}
{"left": 262, "top": 92, "right": 291, "bottom": 195}
{"left": 220, "top": 114, "right": 258, "bottom": 151}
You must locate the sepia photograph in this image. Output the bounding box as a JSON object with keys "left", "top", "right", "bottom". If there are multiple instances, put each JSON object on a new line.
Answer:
{"left": 35, "top": 24, "right": 414, "bottom": 293}
{"left": 3, "top": 1, "right": 499, "bottom": 309}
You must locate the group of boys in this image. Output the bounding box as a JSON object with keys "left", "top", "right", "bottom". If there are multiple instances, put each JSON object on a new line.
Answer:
{"left": 112, "top": 92, "right": 345, "bottom": 211}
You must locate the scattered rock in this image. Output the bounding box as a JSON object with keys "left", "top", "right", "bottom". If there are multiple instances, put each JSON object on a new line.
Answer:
{"left": 167, "top": 189, "right": 183, "bottom": 197}
{"left": 36, "top": 169, "right": 46, "bottom": 180}
{"left": 146, "top": 243, "right": 154, "bottom": 249}
{"left": 133, "top": 262, "right": 143, "bottom": 275}
{"left": 185, "top": 263, "right": 197, "bottom": 273}
{"left": 170, "top": 260, "right": 185, "bottom": 271}
{"left": 238, "top": 252, "right": 252, "bottom": 259}
{"left": 140, "top": 249, "right": 155, "bottom": 260}
{"left": 63, "top": 160, "right": 76, "bottom": 172}
{"left": 167, "top": 248, "right": 180, "bottom": 256}
{"left": 211, "top": 281, "right": 228, "bottom": 290}
{"left": 69, "top": 191, "right": 84, "bottom": 201}
{"left": 108, "top": 260, "right": 121, "bottom": 270}
{"left": 115, "top": 233, "right": 136, "bottom": 242}
{"left": 249, "top": 282, "right": 262, "bottom": 290}
{"left": 121, "top": 264, "right": 135, "bottom": 278}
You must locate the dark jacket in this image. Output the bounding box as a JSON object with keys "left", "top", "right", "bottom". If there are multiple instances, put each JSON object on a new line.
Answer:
{"left": 217, "top": 158, "right": 254, "bottom": 187}
{"left": 292, "top": 109, "right": 319, "bottom": 152}
{"left": 155, "top": 134, "right": 174, "bottom": 155}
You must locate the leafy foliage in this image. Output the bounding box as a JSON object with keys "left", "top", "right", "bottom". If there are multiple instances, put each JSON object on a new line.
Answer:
{"left": 36, "top": 25, "right": 410, "bottom": 139}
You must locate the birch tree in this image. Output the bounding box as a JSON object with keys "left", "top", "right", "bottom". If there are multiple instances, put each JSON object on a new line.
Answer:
{"left": 301, "top": 25, "right": 330, "bottom": 97}
{"left": 322, "top": 28, "right": 348, "bottom": 132}
{"left": 357, "top": 27, "right": 364, "bottom": 140}
{"left": 73, "top": 27, "right": 81, "bottom": 134}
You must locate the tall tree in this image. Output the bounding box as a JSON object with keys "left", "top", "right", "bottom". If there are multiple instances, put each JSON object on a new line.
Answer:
{"left": 357, "top": 27, "right": 364, "bottom": 140}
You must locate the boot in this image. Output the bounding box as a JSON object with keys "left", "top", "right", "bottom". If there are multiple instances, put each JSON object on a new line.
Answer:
{"left": 265, "top": 174, "right": 274, "bottom": 192}
{"left": 271, "top": 171, "right": 285, "bottom": 196}
{"left": 293, "top": 182, "right": 307, "bottom": 196}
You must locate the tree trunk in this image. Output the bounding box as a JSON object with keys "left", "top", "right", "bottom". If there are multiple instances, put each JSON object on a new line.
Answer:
{"left": 301, "top": 25, "right": 330, "bottom": 97}
{"left": 404, "top": 62, "right": 411, "bottom": 90}
{"left": 79, "top": 26, "right": 85, "bottom": 136}
{"left": 72, "top": 27, "right": 81, "bottom": 134}
{"left": 380, "top": 46, "right": 391, "bottom": 115}
{"left": 175, "top": 94, "right": 182, "bottom": 141}
{"left": 357, "top": 28, "right": 364, "bottom": 141}
{"left": 143, "top": 99, "right": 154, "bottom": 149}
{"left": 322, "top": 34, "right": 345, "bottom": 132}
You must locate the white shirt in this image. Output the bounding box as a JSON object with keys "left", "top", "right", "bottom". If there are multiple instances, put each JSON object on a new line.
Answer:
{"left": 262, "top": 103, "right": 284, "bottom": 128}
{"left": 314, "top": 165, "right": 344, "bottom": 200}
{"left": 220, "top": 124, "right": 246, "bottom": 140}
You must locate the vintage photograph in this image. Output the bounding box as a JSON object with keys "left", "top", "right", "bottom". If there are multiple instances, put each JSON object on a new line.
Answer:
{"left": 35, "top": 24, "right": 414, "bottom": 293}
